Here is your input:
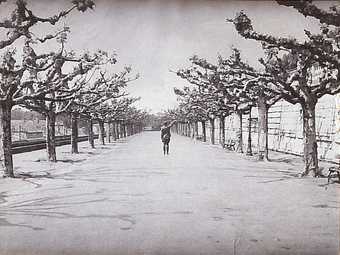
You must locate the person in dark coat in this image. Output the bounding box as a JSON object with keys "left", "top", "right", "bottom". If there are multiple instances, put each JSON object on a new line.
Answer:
{"left": 161, "top": 120, "right": 176, "bottom": 155}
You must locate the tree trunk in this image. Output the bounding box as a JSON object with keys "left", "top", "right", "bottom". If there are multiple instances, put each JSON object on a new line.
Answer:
{"left": 88, "top": 118, "right": 95, "bottom": 148}
{"left": 0, "top": 102, "right": 14, "bottom": 177}
{"left": 301, "top": 102, "right": 320, "bottom": 177}
{"left": 118, "top": 122, "right": 121, "bottom": 139}
{"left": 209, "top": 118, "right": 215, "bottom": 145}
{"left": 46, "top": 111, "right": 57, "bottom": 162}
{"left": 191, "top": 123, "right": 194, "bottom": 139}
{"left": 71, "top": 113, "right": 79, "bottom": 154}
{"left": 219, "top": 116, "right": 225, "bottom": 148}
{"left": 246, "top": 108, "right": 253, "bottom": 156}
{"left": 125, "top": 124, "right": 129, "bottom": 136}
{"left": 201, "top": 121, "right": 206, "bottom": 142}
{"left": 105, "top": 122, "right": 111, "bottom": 143}
{"left": 194, "top": 121, "right": 199, "bottom": 139}
{"left": 121, "top": 124, "right": 124, "bottom": 138}
{"left": 257, "top": 96, "right": 268, "bottom": 160}
{"left": 236, "top": 111, "right": 243, "bottom": 153}
{"left": 98, "top": 120, "right": 105, "bottom": 145}
{"left": 115, "top": 122, "right": 120, "bottom": 139}
{"left": 123, "top": 124, "right": 127, "bottom": 138}
{"left": 191, "top": 122, "right": 195, "bottom": 139}
{"left": 120, "top": 123, "right": 123, "bottom": 138}
{"left": 112, "top": 122, "right": 117, "bottom": 141}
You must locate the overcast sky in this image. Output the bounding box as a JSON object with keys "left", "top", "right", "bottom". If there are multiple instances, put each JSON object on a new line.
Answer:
{"left": 0, "top": 0, "right": 330, "bottom": 113}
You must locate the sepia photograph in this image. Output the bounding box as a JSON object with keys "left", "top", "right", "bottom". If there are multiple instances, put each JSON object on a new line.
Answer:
{"left": 0, "top": 0, "right": 339, "bottom": 254}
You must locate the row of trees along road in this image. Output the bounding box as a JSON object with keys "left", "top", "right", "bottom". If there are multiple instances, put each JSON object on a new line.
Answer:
{"left": 170, "top": 0, "right": 340, "bottom": 177}
{"left": 0, "top": 0, "right": 144, "bottom": 178}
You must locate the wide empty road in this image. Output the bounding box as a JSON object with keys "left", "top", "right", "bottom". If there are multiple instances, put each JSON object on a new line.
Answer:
{"left": 0, "top": 132, "right": 339, "bottom": 255}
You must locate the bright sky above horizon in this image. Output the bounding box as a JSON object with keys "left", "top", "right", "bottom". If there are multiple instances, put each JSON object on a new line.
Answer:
{"left": 0, "top": 0, "right": 332, "bottom": 113}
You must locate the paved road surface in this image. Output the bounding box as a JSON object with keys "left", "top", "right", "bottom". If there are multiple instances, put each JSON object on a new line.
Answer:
{"left": 0, "top": 132, "right": 339, "bottom": 255}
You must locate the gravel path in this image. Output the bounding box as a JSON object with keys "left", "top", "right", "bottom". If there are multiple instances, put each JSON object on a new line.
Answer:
{"left": 0, "top": 132, "right": 339, "bottom": 255}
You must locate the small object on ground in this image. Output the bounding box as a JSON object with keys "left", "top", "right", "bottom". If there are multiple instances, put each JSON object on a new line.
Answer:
{"left": 225, "top": 139, "right": 236, "bottom": 151}
{"left": 327, "top": 166, "right": 340, "bottom": 183}
{"left": 196, "top": 135, "right": 203, "bottom": 140}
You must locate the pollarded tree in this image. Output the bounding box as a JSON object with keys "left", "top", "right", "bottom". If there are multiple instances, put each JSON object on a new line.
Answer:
{"left": 0, "top": 0, "right": 94, "bottom": 49}
{"left": 228, "top": 9, "right": 340, "bottom": 176}
{"left": 174, "top": 86, "right": 224, "bottom": 143}
{"left": 68, "top": 67, "right": 137, "bottom": 152}
{"left": 22, "top": 40, "right": 112, "bottom": 162}
{"left": 276, "top": 1, "right": 340, "bottom": 27}
{"left": 215, "top": 48, "right": 282, "bottom": 160}
{"left": 177, "top": 56, "right": 253, "bottom": 151}
{"left": 0, "top": 39, "right": 66, "bottom": 176}
{"left": 174, "top": 87, "right": 205, "bottom": 139}
{"left": 182, "top": 89, "right": 211, "bottom": 142}
{"left": 0, "top": 50, "right": 24, "bottom": 177}
{"left": 120, "top": 107, "right": 148, "bottom": 137}
{"left": 112, "top": 97, "right": 141, "bottom": 139}
{"left": 90, "top": 97, "right": 139, "bottom": 145}
{"left": 0, "top": 0, "right": 95, "bottom": 177}
{"left": 174, "top": 69, "right": 231, "bottom": 145}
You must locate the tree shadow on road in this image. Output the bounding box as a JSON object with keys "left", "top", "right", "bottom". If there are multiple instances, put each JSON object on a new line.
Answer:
{"left": 15, "top": 171, "right": 53, "bottom": 180}
{"left": 0, "top": 188, "right": 136, "bottom": 231}
{"left": 0, "top": 217, "right": 44, "bottom": 231}
{"left": 268, "top": 157, "right": 296, "bottom": 165}
{"left": 62, "top": 151, "right": 99, "bottom": 155}
{"left": 34, "top": 158, "right": 87, "bottom": 164}
{"left": 12, "top": 172, "right": 54, "bottom": 189}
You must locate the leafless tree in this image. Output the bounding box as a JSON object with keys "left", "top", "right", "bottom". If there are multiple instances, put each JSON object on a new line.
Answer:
{"left": 21, "top": 40, "right": 112, "bottom": 162}
{"left": 68, "top": 67, "right": 137, "bottom": 152}
{"left": 228, "top": 3, "right": 340, "bottom": 176}
{"left": 0, "top": 0, "right": 95, "bottom": 177}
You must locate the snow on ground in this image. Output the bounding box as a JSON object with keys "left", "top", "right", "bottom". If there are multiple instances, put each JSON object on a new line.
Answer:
{"left": 0, "top": 132, "right": 339, "bottom": 255}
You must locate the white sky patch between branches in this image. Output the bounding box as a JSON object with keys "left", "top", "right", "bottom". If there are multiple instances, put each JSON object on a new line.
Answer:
{"left": 0, "top": 0, "right": 330, "bottom": 113}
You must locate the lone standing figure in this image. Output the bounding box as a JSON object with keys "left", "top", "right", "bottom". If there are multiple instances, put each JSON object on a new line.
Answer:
{"left": 161, "top": 120, "right": 176, "bottom": 155}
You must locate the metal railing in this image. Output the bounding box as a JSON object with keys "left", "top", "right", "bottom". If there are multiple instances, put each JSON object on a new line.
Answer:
{"left": 12, "top": 135, "right": 99, "bottom": 154}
